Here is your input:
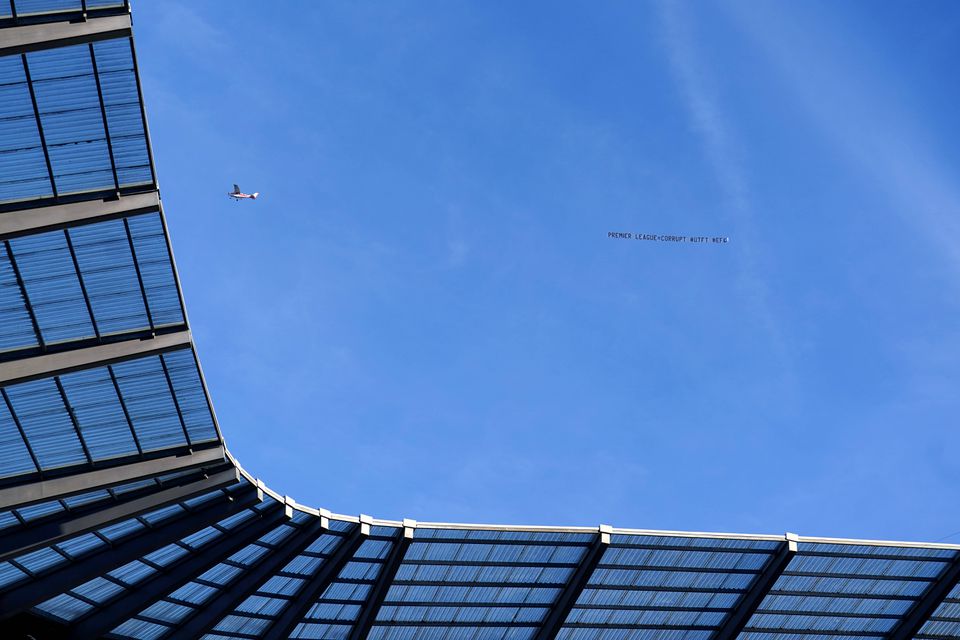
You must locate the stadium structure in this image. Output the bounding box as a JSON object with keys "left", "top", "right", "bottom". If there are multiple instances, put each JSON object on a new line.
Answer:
{"left": 1, "top": 2, "right": 960, "bottom": 639}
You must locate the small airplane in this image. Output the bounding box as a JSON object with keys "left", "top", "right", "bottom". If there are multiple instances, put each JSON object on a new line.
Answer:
{"left": 228, "top": 184, "right": 259, "bottom": 201}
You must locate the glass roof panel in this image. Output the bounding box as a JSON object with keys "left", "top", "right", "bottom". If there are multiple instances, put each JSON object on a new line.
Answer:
{"left": 0, "top": 35, "right": 152, "bottom": 206}
{"left": 59, "top": 366, "right": 138, "bottom": 460}
{"left": 917, "top": 582, "right": 960, "bottom": 639}
{"left": 110, "top": 355, "right": 188, "bottom": 452}
{"left": 126, "top": 213, "right": 182, "bottom": 327}
{"left": 0, "top": 213, "right": 182, "bottom": 355}
{"left": 92, "top": 38, "right": 153, "bottom": 188}
{"left": 67, "top": 218, "right": 150, "bottom": 335}
{"left": 13, "top": 1, "right": 83, "bottom": 17}
{"left": 562, "top": 536, "right": 781, "bottom": 637}
{"left": 8, "top": 229, "right": 95, "bottom": 344}
{"left": 0, "top": 56, "right": 52, "bottom": 203}
{"left": 110, "top": 617, "right": 171, "bottom": 640}
{"left": 0, "top": 242, "right": 38, "bottom": 353}
{"left": 33, "top": 591, "right": 91, "bottom": 621}
{"left": 0, "top": 392, "right": 38, "bottom": 477}
{"left": 162, "top": 349, "right": 217, "bottom": 443}
{"left": 26, "top": 45, "right": 114, "bottom": 195}
{"left": 741, "top": 545, "right": 957, "bottom": 638}
{"left": 416, "top": 529, "right": 596, "bottom": 545}
{"left": 4, "top": 377, "right": 88, "bottom": 469}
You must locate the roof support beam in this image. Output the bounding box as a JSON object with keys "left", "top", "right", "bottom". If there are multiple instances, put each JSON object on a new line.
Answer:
{"left": 69, "top": 503, "right": 288, "bottom": 640}
{"left": 20, "top": 53, "right": 57, "bottom": 200}
{"left": 263, "top": 520, "right": 371, "bottom": 640}
{"left": 0, "top": 466, "right": 238, "bottom": 563}
{"left": 123, "top": 215, "right": 156, "bottom": 331}
{"left": 887, "top": 551, "right": 960, "bottom": 640}
{"left": 0, "top": 14, "right": 131, "bottom": 56}
{"left": 170, "top": 513, "right": 332, "bottom": 639}
{"left": 0, "top": 485, "right": 259, "bottom": 618}
{"left": 2, "top": 240, "right": 43, "bottom": 349}
{"left": 0, "top": 191, "right": 159, "bottom": 235}
{"left": 0, "top": 444, "right": 226, "bottom": 510}
{"left": 88, "top": 41, "right": 121, "bottom": 194}
{"left": 534, "top": 525, "right": 611, "bottom": 640}
{"left": 0, "top": 329, "right": 190, "bottom": 386}
{"left": 349, "top": 521, "right": 416, "bottom": 640}
{"left": 710, "top": 534, "right": 798, "bottom": 640}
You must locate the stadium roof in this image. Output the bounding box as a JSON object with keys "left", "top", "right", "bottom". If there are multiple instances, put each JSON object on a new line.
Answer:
{"left": 2, "top": 3, "right": 960, "bottom": 639}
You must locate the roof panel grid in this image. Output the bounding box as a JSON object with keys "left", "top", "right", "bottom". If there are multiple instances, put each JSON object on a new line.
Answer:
{"left": 0, "top": 56, "right": 52, "bottom": 203}
{"left": 125, "top": 213, "right": 183, "bottom": 328}
{"left": 0, "top": 36, "right": 151, "bottom": 206}
{"left": 368, "top": 624, "right": 539, "bottom": 640}
{"left": 6, "top": 228, "right": 96, "bottom": 345}
{"left": 10, "top": 1, "right": 86, "bottom": 18}
{"left": 918, "top": 582, "right": 960, "bottom": 639}
{"left": 416, "top": 530, "right": 597, "bottom": 545}
{"left": 0, "top": 469, "right": 211, "bottom": 541}
{"left": 25, "top": 44, "right": 115, "bottom": 195}
{"left": 0, "top": 212, "right": 183, "bottom": 355}
{"left": 99, "top": 517, "right": 308, "bottom": 637}
{"left": 66, "top": 217, "right": 151, "bottom": 335}
{"left": 609, "top": 535, "right": 783, "bottom": 551}
{"left": 0, "top": 241, "right": 39, "bottom": 353}
{"left": 92, "top": 38, "right": 153, "bottom": 187}
{"left": 3, "top": 376, "right": 89, "bottom": 469}
{"left": 740, "top": 545, "right": 960, "bottom": 639}
{"left": 290, "top": 621, "right": 353, "bottom": 640}
{"left": 0, "top": 347, "right": 216, "bottom": 480}
{"left": 0, "top": 389, "right": 40, "bottom": 478}
{"left": 110, "top": 352, "right": 194, "bottom": 451}
{"left": 560, "top": 535, "right": 782, "bottom": 639}
{"left": 27, "top": 498, "right": 268, "bottom": 632}
{"left": 372, "top": 534, "right": 584, "bottom": 639}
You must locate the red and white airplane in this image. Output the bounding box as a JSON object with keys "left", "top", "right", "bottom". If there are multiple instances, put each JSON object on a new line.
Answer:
{"left": 228, "top": 184, "right": 259, "bottom": 200}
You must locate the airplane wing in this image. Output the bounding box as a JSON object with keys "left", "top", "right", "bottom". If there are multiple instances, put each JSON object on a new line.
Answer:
{"left": 232, "top": 184, "right": 240, "bottom": 193}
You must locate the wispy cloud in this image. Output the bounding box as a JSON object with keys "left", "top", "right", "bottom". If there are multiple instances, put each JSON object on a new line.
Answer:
{"left": 150, "top": 2, "right": 230, "bottom": 60}
{"left": 655, "top": 0, "right": 794, "bottom": 384}
{"left": 724, "top": 2, "right": 960, "bottom": 279}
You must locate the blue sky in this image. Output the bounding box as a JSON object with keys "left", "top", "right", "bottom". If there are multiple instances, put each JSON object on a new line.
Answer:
{"left": 131, "top": 1, "right": 960, "bottom": 541}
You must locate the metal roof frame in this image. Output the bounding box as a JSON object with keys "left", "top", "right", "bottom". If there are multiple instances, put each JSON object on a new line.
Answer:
{"left": 68, "top": 503, "right": 289, "bottom": 640}
{"left": 0, "top": 484, "right": 259, "bottom": 617}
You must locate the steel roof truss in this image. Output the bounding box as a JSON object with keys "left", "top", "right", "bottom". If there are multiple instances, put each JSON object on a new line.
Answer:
{"left": 0, "top": 444, "right": 226, "bottom": 510}
{"left": 122, "top": 216, "right": 155, "bottom": 332}
{"left": 0, "top": 484, "right": 259, "bottom": 618}
{"left": 19, "top": 53, "right": 57, "bottom": 199}
{"left": 88, "top": 41, "right": 121, "bottom": 194}
{"left": 533, "top": 527, "right": 611, "bottom": 640}
{"left": 349, "top": 524, "right": 415, "bottom": 640}
{"left": 887, "top": 550, "right": 960, "bottom": 640}
{"left": 0, "top": 191, "right": 160, "bottom": 239}
{"left": 0, "top": 14, "right": 132, "bottom": 57}
{"left": 0, "top": 466, "right": 238, "bottom": 563}
{"left": 263, "top": 521, "right": 370, "bottom": 640}
{"left": 3, "top": 240, "right": 44, "bottom": 350}
{"left": 169, "top": 516, "right": 330, "bottom": 639}
{"left": 710, "top": 536, "right": 798, "bottom": 640}
{"left": 68, "top": 502, "right": 287, "bottom": 640}
{"left": 0, "top": 329, "right": 191, "bottom": 386}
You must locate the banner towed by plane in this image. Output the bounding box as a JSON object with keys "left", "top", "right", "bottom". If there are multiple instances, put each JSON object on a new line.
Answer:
{"left": 608, "top": 231, "right": 729, "bottom": 244}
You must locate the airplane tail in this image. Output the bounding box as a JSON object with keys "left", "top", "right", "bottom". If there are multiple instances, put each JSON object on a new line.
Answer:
{"left": 252, "top": 192, "right": 259, "bottom": 199}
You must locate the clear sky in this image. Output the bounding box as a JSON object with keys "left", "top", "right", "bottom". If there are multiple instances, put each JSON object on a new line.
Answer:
{"left": 131, "top": 1, "right": 960, "bottom": 542}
